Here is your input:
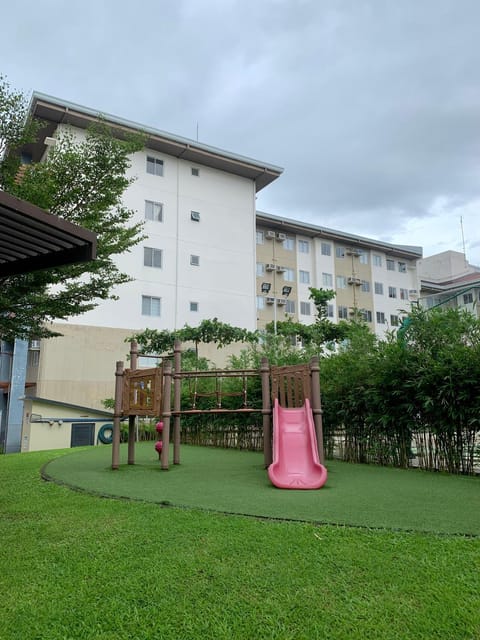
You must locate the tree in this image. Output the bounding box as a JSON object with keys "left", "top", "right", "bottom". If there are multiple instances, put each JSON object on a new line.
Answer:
{"left": 0, "top": 75, "right": 145, "bottom": 340}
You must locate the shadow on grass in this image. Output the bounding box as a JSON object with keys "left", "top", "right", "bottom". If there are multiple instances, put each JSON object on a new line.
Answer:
{"left": 42, "top": 442, "right": 480, "bottom": 536}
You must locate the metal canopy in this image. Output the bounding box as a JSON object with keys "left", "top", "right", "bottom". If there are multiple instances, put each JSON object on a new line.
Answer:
{"left": 0, "top": 191, "right": 97, "bottom": 277}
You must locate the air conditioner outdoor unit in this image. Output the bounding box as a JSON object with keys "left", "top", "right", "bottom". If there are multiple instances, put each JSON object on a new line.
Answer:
{"left": 346, "top": 249, "right": 361, "bottom": 256}
{"left": 277, "top": 298, "right": 287, "bottom": 306}
{"left": 265, "top": 263, "right": 276, "bottom": 271}
{"left": 265, "top": 230, "right": 276, "bottom": 240}
{"left": 347, "top": 277, "right": 362, "bottom": 285}
{"left": 276, "top": 265, "right": 286, "bottom": 272}
{"left": 276, "top": 232, "right": 287, "bottom": 241}
{"left": 266, "top": 297, "right": 275, "bottom": 304}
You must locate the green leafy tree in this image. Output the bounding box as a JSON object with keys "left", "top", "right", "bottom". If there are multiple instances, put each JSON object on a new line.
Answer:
{"left": 0, "top": 75, "right": 145, "bottom": 340}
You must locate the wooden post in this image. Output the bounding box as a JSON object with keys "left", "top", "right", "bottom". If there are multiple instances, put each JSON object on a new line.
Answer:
{"left": 161, "top": 359, "right": 172, "bottom": 470}
{"left": 310, "top": 356, "right": 325, "bottom": 465}
{"left": 127, "top": 340, "right": 138, "bottom": 465}
{"left": 112, "top": 360, "right": 124, "bottom": 470}
{"left": 261, "top": 356, "right": 272, "bottom": 467}
{"left": 173, "top": 340, "right": 182, "bottom": 465}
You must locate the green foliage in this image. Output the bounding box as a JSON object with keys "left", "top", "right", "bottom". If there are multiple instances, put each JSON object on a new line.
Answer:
{"left": 0, "top": 77, "right": 145, "bottom": 340}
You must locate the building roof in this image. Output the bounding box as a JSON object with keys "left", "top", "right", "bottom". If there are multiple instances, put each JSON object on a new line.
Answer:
{"left": 256, "top": 211, "right": 423, "bottom": 259}
{"left": 26, "top": 92, "right": 284, "bottom": 192}
{"left": 25, "top": 396, "right": 113, "bottom": 416}
{"left": 0, "top": 191, "right": 97, "bottom": 277}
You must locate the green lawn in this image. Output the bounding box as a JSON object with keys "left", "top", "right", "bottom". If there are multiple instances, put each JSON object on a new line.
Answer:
{"left": 0, "top": 448, "right": 479, "bottom": 640}
{"left": 44, "top": 442, "right": 480, "bottom": 535}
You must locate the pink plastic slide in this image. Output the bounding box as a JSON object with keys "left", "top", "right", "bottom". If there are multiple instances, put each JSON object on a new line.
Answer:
{"left": 268, "top": 398, "right": 328, "bottom": 489}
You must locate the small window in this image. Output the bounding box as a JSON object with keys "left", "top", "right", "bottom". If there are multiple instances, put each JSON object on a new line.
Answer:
{"left": 322, "top": 272, "right": 333, "bottom": 287}
{"left": 361, "top": 309, "right": 372, "bottom": 322}
{"left": 190, "top": 301, "right": 199, "bottom": 312}
{"left": 142, "top": 295, "right": 161, "bottom": 316}
{"left": 191, "top": 211, "right": 201, "bottom": 222}
{"left": 190, "top": 255, "right": 200, "bottom": 266}
{"left": 390, "top": 314, "right": 399, "bottom": 326}
{"left": 321, "top": 242, "right": 331, "bottom": 256}
{"left": 144, "top": 247, "right": 162, "bottom": 268}
{"left": 376, "top": 311, "right": 386, "bottom": 324}
{"left": 145, "top": 200, "right": 163, "bottom": 222}
{"left": 256, "top": 262, "right": 265, "bottom": 277}
{"left": 386, "top": 258, "right": 395, "bottom": 271}
{"left": 146, "top": 156, "right": 164, "bottom": 176}
{"left": 373, "top": 255, "right": 382, "bottom": 267}
{"left": 336, "top": 275, "right": 347, "bottom": 289}
{"left": 283, "top": 268, "right": 295, "bottom": 282}
{"left": 256, "top": 296, "right": 265, "bottom": 310}
{"left": 298, "top": 240, "right": 309, "bottom": 253}
{"left": 300, "top": 301, "right": 311, "bottom": 316}
{"left": 388, "top": 286, "right": 397, "bottom": 299}
{"left": 256, "top": 231, "right": 264, "bottom": 245}
{"left": 299, "top": 270, "right": 310, "bottom": 284}
{"left": 285, "top": 299, "right": 295, "bottom": 313}
{"left": 361, "top": 280, "right": 370, "bottom": 292}
{"left": 191, "top": 167, "right": 200, "bottom": 176}
{"left": 327, "top": 304, "right": 334, "bottom": 318}
{"left": 359, "top": 252, "right": 369, "bottom": 265}
{"left": 283, "top": 237, "right": 295, "bottom": 251}
{"left": 374, "top": 282, "right": 384, "bottom": 295}
{"left": 400, "top": 288, "right": 409, "bottom": 300}
{"left": 463, "top": 292, "right": 474, "bottom": 304}
{"left": 336, "top": 247, "right": 346, "bottom": 259}
{"left": 398, "top": 261, "right": 407, "bottom": 273}
{"left": 338, "top": 305, "right": 348, "bottom": 319}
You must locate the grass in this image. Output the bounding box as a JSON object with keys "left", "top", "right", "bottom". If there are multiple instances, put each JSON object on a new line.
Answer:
{"left": 0, "top": 449, "right": 479, "bottom": 640}
{"left": 43, "top": 443, "right": 480, "bottom": 535}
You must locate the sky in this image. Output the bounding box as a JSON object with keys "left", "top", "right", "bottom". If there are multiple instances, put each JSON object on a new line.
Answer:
{"left": 2, "top": 0, "right": 480, "bottom": 265}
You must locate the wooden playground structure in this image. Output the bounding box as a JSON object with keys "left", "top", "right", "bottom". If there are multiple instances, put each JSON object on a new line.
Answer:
{"left": 111, "top": 340, "right": 325, "bottom": 471}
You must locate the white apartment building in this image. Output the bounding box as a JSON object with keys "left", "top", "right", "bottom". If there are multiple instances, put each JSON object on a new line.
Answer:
{"left": 256, "top": 212, "right": 422, "bottom": 337}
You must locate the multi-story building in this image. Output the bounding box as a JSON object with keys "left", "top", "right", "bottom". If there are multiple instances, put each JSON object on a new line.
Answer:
{"left": 418, "top": 250, "right": 480, "bottom": 316}
{"left": 256, "top": 212, "right": 422, "bottom": 336}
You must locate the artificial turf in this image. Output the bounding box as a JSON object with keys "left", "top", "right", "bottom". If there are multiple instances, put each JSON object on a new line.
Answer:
{"left": 43, "top": 442, "right": 480, "bottom": 535}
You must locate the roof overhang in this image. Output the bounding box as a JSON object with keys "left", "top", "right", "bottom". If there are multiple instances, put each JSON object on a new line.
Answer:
{"left": 26, "top": 93, "right": 283, "bottom": 192}
{"left": 0, "top": 191, "right": 97, "bottom": 277}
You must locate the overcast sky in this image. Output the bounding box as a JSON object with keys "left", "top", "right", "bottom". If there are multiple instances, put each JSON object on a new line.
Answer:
{"left": 2, "top": 0, "right": 480, "bottom": 265}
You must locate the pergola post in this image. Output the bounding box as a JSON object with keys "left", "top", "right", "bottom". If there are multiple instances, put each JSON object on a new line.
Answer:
{"left": 173, "top": 340, "right": 182, "bottom": 465}
{"left": 112, "top": 360, "right": 124, "bottom": 470}
{"left": 310, "top": 356, "right": 325, "bottom": 465}
{"left": 261, "top": 356, "right": 272, "bottom": 467}
{"left": 127, "top": 340, "right": 138, "bottom": 465}
{"left": 161, "top": 359, "right": 172, "bottom": 470}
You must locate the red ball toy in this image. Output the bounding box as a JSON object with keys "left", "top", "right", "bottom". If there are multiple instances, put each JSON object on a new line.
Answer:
{"left": 155, "top": 441, "right": 163, "bottom": 453}
{"left": 155, "top": 421, "right": 164, "bottom": 433}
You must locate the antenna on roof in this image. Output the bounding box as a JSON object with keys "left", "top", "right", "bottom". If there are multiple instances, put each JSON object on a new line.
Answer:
{"left": 196, "top": 122, "right": 199, "bottom": 141}
{"left": 460, "top": 215, "right": 467, "bottom": 264}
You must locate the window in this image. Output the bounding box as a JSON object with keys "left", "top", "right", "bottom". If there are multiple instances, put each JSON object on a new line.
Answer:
{"left": 322, "top": 272, "right": 333, "bottom": 287}
{"left": 283, "top": 268, "right": 295, "bottom": 282}
{"left": 144, "top": 247, "right": 162, "bottom": 268}
{"left": 336, "top": 246, "right": 345, "bottom": 259}
{"left": 336, "top": 275, "right": 347, "bottom": 289}
{"left": 374, "top": 282, "right": 384, "bottom": 295}
{"left": 256, "top": 296, "right": 265, "bottom": 310}
{"left": 256, "top": 262, "right": 265, "bottom": 277}
{"left": 285, "top": 299, "right": 295, "bottom": 313}
{"left": 190, "top": 255, "right": 200, "bottom": 266}
{"left": 373, "top": 254, "right": 382, "bottom": 267}
{"left": 400, "top": 288, "right": 409, "bottom": 300}
{"left": 327, "top": 304, "right": 334, "bottom": 318}
{"left": 191, "top": 167, "right": 200, "bottom": 176}
{"left": 145, "top": 200, "right": 163, "bottom": 222}
{"left": 146, "top": 156, "right": 164, "bottom": 176}
{"left": 361, "top": 309, "right": 372, "bottom": 322}
{"left": 376, "top": 311, "right": 386, "bottom": 324}
{"left": 390, "top": 314, "right": 399, "bottom": 326}
{"left": 361, "top": 280, "right": 370, "bottom": 292}
{"left": 388, "top": 286, "right": 397, "bottom": 299}
{"left": 256, "top": 231, "right": 264, "bottom": 244}
{"left": 338, "top": 305, "right": 348, "bottom": 319}
{"left": 398, "top": 261, "right": 407, "bottom": 273}
{"left": 359, "top": 252, "right": 369, "bottom": 265}
{"left": 386, "top": 258, "right": 395, "bottom": 271}
{"left": 298, "top": 240, "right": 309, "bottom": 253}
{"left": 142, "top": 296, "right": 161, "bottom": 316}
{"left": 191, "top": 211, "right": 200, "bottom": 222}
{"left": 283, "top": 237, "right": 295, "bottom": 251}
{"left": 300, "top": 301, "right": 311, "bottom": 316}
{"left": 321, "top": 242, "right": 331, "bottom": 256}
{"left": 190, "top": 301, "right": 199, "bottom": 312}
{"left": 299, "top": 270, "right": 310, "bottom": 284}
{"left": 463, "top": 292, "right": 474, "bottom": 304}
